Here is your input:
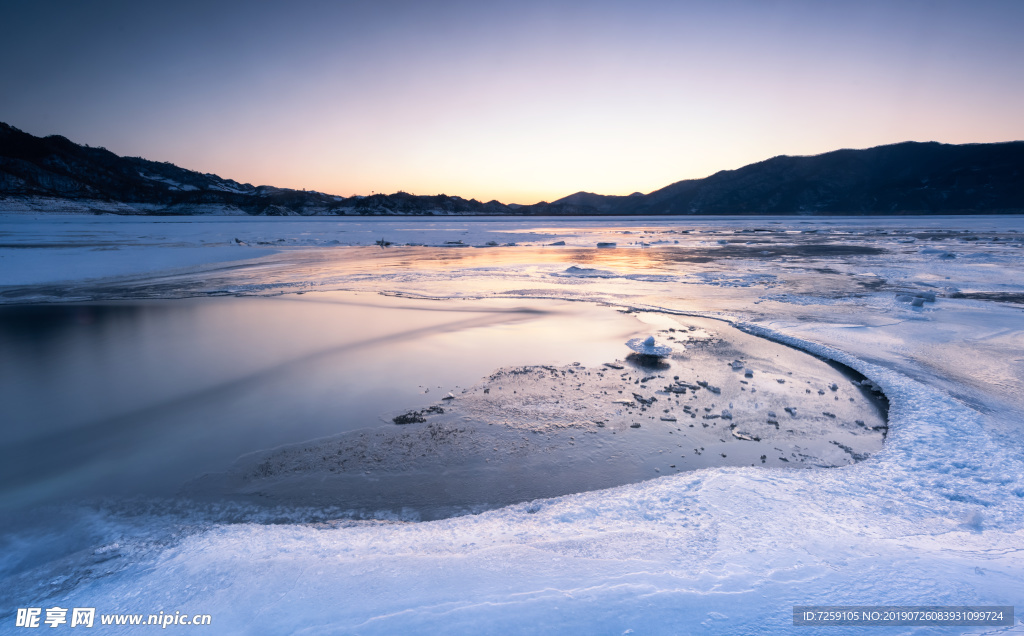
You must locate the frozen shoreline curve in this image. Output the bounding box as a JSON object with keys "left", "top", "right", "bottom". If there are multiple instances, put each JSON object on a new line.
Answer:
{"left": 1, "top": 215, "right": 1022, "bottom": 634}
{"left": 183, "top": 314, "right": 887, "bottom": 519}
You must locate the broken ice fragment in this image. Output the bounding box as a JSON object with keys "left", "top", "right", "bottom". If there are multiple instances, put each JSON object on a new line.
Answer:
{"left": 625, "top": 336, "right": 672, "bottom": 357}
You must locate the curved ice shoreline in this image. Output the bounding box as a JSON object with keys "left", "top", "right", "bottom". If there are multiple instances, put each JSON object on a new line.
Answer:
{"left": 183, "top": 315, "right": 887, "bottom": 519}
{"left": 6, "top": 314, "right": 1019, "bottom": 636}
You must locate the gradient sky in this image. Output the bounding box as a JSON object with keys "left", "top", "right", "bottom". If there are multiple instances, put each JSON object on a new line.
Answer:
{"left": 2, "top": 0, "right": 1023, "bottom": 204}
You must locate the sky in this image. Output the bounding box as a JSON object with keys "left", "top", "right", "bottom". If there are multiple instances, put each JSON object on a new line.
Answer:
{"left": 2, "top": 0, "right": 1023, "bottom": 204}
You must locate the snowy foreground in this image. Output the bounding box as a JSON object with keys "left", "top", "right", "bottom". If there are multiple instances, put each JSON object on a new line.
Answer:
{"left": 2, "top": 214, "right": 1024, "bottom": 634}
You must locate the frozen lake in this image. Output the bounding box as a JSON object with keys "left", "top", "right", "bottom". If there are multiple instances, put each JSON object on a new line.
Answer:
{"left": 1, "top": 214, "right": 1023, "bottom": 634}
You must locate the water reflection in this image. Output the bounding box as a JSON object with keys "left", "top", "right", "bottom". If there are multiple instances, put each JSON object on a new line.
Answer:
{"left": 0, "top": 293, "right": 641, "bottom": 510}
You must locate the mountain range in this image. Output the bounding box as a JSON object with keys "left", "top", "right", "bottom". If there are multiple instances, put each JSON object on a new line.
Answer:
{"left": 1, "top": 122, "right": 1021, "bottom": 215}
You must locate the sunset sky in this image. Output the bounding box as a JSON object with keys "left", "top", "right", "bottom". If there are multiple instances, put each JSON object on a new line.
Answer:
{"left": 2, "top": 0, "right": 1022, "bottom": 204}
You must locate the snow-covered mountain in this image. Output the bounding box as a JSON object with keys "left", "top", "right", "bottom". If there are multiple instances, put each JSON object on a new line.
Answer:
{"left": 0, "top": 123, "right": 510, "bottom": 215}
{"left": 2, "top": 122, "right": 1022, "bottom": 215}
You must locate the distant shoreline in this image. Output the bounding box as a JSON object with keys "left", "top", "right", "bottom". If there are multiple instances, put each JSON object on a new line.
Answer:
{"left": 3, "top": 198, "right": 1024, "bottom": 218}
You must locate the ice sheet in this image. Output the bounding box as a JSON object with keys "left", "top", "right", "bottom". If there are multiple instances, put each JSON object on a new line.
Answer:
{"left": 2, "top": 214, "right": 1023, "bottom": 634}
